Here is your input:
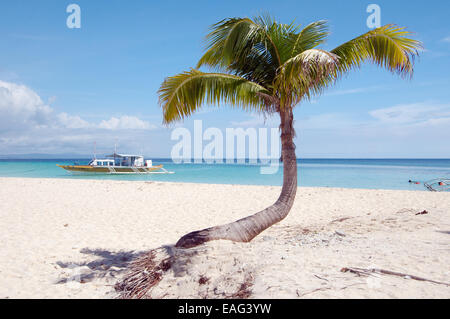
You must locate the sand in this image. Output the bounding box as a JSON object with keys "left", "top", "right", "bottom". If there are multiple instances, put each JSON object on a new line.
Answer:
{"left": 0, "top": 177, "right": 448, "bottom": 299}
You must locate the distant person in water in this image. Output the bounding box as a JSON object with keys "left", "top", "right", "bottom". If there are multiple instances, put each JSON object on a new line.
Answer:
{"left": 408, "top": 180, "right": 421, "bottom": 184}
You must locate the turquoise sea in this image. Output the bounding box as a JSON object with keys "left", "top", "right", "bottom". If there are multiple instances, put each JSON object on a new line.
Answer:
{"left": 0, "top": 158, "right": 449, "bottom": 191}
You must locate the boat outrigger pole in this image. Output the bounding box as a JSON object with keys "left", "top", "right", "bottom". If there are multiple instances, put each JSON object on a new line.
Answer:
{"left": 423, "top": 179, "right": 450, "bottom": 192}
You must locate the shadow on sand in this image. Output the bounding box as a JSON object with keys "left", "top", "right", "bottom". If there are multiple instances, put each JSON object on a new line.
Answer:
{"left": 56, "top": 245, "right": 254, "bottom": 299}
{"left": 55, "top": 248, "right": 143, "bottom": 284}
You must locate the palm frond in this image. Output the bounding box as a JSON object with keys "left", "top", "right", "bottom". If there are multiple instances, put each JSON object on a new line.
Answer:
{"left": 331, "top": 24, "right": 422, "bottom": 78}
{"left": 287, "top": 20, "right": 329, "bottom": 58}
{"left": 158, "top": 69, "right": 271, "bottom": 123}
{"left": 196, "top": 18, "right": 258, "bottom": 70}
{"left": 276, "top": 49, "right": 340, "bottom": 105}
{"left": 196, "top": 16, "right": 288, "bottom": 86}
{"left": 252, "top": 15, "right": 300, "bottom": 65}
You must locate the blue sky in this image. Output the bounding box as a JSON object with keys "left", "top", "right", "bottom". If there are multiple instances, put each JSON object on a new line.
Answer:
{"left": 0, "top": 0, "right": 449, "bottom": 158}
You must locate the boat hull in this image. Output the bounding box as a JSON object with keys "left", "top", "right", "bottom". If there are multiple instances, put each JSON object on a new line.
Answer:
{"left": 57, "top": 164, "right": 165, "bottom": 174}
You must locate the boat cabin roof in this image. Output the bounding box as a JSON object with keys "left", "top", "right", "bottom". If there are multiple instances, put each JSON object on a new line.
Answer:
{"left": 105, "top": 153, "right": 143, "bottom": 158}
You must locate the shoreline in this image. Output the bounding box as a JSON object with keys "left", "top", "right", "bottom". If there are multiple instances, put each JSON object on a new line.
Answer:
{"left": 0, "top": 176, "right": 435, "bottom": 192}
{"left": 0, "top": 177, "right": 449, "bottom": 298}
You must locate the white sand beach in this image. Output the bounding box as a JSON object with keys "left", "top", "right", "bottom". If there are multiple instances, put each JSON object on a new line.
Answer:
{"left": 0, "top": 177, "right": 449, "bottom": 299}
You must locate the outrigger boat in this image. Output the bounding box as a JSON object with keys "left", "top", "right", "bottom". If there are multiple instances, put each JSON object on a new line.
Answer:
{"left": 423, "top": 178, "right": 450, "bottom": 192}
{"left": 57, "top": 153, "right": 173, "bottom": 174}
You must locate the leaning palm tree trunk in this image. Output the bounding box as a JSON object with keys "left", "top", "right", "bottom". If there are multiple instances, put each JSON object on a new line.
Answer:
{"left": 176, "top": 108, "right": 297, "bottom": 248}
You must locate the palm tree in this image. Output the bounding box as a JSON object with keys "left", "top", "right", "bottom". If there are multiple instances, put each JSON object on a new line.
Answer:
{"left": 158, "top": 16, "right": 421, "bottom": 249}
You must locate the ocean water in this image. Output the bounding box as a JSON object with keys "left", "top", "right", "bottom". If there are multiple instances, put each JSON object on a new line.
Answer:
{"left": 0, "top": 158, "right": 449, "bottom": 191}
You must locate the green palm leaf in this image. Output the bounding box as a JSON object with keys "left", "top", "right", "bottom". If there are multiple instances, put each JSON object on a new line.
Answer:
{"left": 158, "top": 69, "right": 270, "bottom": 123}
{"left": 196, "top": 16, "right": 287, "bottom": 85}
{"left": 276, "top": 49, "right": 340, "bottom": 105}
{"left": 286, "top": 20, "right": 329, "bottom": 58}
{"left": 331, "top": 24, "right": 422, "bottom": 77}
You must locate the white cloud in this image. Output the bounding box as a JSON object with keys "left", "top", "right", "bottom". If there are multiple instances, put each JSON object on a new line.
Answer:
{"left": 369, "top": 102, "right": 450, "bottom": 125}
{"left": 0, "top": 80, "right": 160, "bottom": 155}
{"left": 57, "top": 113, "right": 91, "bottom": 129}
{"left": 442, "top": 36, "right": 450, "bottom": 43}
{"left": 99, "top": 116, "right": 156, "bottom": 130}
{"left": 296, "top": 102, "right": 450, "bottom": 133}
{"left": 0, "top": 80, "right": 53, "bottom": 130}
{"left": 0, "top": 80, "right": 156, "bottom": 131}
{"left": 293, "top": 101, "right": 450, "bottom": 157}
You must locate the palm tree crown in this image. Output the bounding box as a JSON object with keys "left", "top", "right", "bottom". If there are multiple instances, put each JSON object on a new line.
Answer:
{"left": 159, "top": 16, "right": 421, "bottom": 123}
